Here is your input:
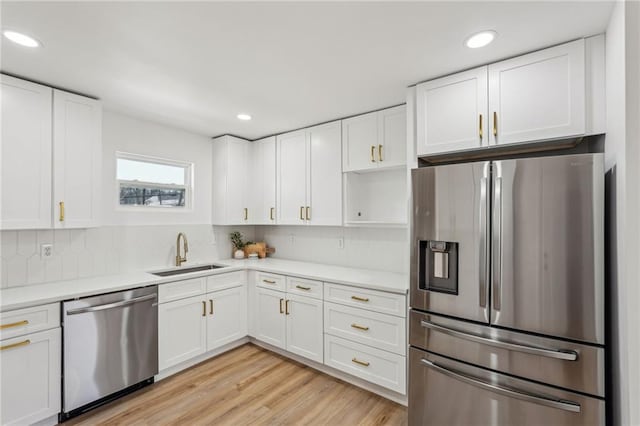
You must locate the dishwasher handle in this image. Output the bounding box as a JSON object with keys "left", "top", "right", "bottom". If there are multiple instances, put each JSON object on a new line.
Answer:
{"left": 66, "top": 293, "right": 157, "bottom": 315}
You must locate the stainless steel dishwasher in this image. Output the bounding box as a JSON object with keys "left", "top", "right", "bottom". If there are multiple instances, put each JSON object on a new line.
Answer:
{"left": 61, "top": 286, "right": 158, "bottom": 420}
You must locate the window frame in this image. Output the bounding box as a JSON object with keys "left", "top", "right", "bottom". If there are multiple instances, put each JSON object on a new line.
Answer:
{"left": 115, "top": 151, "right": 194, "bottom": 211}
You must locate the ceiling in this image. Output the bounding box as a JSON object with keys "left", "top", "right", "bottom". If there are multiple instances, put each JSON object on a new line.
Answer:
{"left": 1, "top": 1, "right": 614, "bottom": 140}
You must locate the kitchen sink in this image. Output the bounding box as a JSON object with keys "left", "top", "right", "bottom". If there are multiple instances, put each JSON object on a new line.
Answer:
{"left": 151, "top": 264, "right": 227, "bottom": 277}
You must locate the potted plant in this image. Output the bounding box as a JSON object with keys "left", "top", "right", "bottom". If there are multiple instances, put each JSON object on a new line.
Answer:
{"left": 229, "top": 231, "right": 248, "bottom": 259}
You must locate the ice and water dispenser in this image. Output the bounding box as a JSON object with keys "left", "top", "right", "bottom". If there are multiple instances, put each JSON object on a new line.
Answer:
{"left": 419, "top": 240, "right": 459, "bottom": 294}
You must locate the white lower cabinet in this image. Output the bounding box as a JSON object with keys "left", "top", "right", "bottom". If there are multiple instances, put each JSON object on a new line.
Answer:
{"left": 158, "top": 273, "right": 248, "bottom": 371}
{"left": 206, "top": 285, "right": 248, "bottom": 350}
{"left": 158, "top": 295, "right": 208, "bottom": 370}
{"left": 254, "top": 279, "right": 324, "bottom": 363}
{"left": 0, "top": 327, "right": 61, "bottom": 425}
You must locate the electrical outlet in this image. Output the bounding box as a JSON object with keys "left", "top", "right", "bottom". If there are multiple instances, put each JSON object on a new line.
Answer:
{"left": 338, "top": 237, "right": 344, "bottom": 249}
{"left": 40, "top": 244, "right": 53, "bottom": 259}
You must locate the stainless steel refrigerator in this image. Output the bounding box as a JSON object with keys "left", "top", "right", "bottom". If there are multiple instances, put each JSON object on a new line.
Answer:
{"left": 409, "top": 153, "right": 605, "bottom": 425}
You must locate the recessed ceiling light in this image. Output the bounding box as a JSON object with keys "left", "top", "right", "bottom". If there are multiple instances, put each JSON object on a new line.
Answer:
{"left": 465, "top": 30, "right": 497, "bottom": 49}
{"left": 237, "top": 114, "right": 252, "bottom": 121}
{"left": 3, "top": 30, "right": 40, "bottom": 48}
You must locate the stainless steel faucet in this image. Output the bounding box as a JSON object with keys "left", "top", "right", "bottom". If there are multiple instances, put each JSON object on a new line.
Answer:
{"left": 176, "top": 232, "right": 189, "bottom": 266}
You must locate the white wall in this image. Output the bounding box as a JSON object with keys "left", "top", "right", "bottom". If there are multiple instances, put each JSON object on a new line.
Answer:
{"left": 255, "top": 226, "right": 407, "bottom": 274}
{"left": 101, "top": 110, "right": 213, "bottom": 225}
{"left": 605, "top": 1, "right": 640, "bottom": 424}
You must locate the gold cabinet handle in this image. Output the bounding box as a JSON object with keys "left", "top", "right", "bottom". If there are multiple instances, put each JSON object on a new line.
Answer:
{"left": 0, "top": 339, "right": 30, "bottom": 351}
{"left": 0, "top": 320, "right": 29, "bottom": 330}
{"left": 263, "top": 279, "right": 276, "bottom": 284}
{"left": 351, "top": 295, "right": 370, "bottom": 302}
{"left": 209, "top": 299, "right": 214, "bottom": 315}
{"left": 244, "top": 208, "right": 248, "bottom": 221}
{"left": 306, "top": 206, "right": 311, "bottom": 221}
{"left": 378, "top": 144, "right": 383, "bottom": 162}
{"left": 279, "top": 298, "right": 284, "bottom": 314}
{"left": 270, "top": 207, "right": 275, "bottom": 221}
{"left": 351, "top": 323, "right": 370, "bottom": 331}
{"left": 352, "top": 357, "right": 370, "bottom": 367}
{"left": 370, "top": 145, "right": 376, "bottom": 162}
{"left": 202, "top": 301, "right": 206, "bottom": 317}
{"left": 285, "top": 299, "right": 290, "bottom": 315}
{"left": 493, "top": 111, "right": 498, "bottom": 137}
{"left": 295, "top": 285, "right": 311, "bottom": 291}
{"left": 59, "top": 201, "right": 65, "bottom": 222}
{"left": 479, "top": 114, "right": 483, "bottom": 139}
{"left": 300, "top": 206, "right": 305, "bottom": 220}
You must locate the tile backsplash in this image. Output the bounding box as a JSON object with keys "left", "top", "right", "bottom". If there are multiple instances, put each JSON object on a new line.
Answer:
{"left": 0, "top": 225, "right": 255, "bottom": 288}
{"left": 1, "top": 224, "right": 407, "bottom": 288}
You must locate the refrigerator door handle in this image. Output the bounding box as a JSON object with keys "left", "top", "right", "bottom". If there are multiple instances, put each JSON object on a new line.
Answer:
{"left": 420, "top": 320, "right": 578, "bottom": 361}
{"left": 419, "top": 358, "right": 581, "bottom": 413}
{"left": 479, "top": 174, "right": 489, "bottom": 311}
{"left": 492, "top": 176, "right": 503, "bottom": 310}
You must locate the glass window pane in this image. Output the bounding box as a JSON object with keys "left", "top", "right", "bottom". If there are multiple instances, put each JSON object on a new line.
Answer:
{"left": 117, "top": 158, "right": 185, "bottom": 185}
{"left": 120, "top": 186, "right": 186, "bottom": 207}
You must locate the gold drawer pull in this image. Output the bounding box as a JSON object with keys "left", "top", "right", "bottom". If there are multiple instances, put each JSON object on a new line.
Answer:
{"left": 244, "top": 207, "right": 248, "bottom": 221}
{"left": 202, "top": 301, "right": 206, "bottom": 317}
{"left": 351, "top": 323, "right": 370, "bottom": 331}
{"left": 351, "top": 296, "right": 369, "bottom": 302}
{"left": 209, "top": 299, "right": 214, "bottom": 315}
{"left": 479, "top": 114, "right": 483, "bottom": 139}
{"left": 378, "top": 144, "right": 383, "bottom": 162}
{"left": 296, "top": 285, "right": 311, "bottom": 291}
{"left": 493, "top": 111, "right": 498, "bottom": 137}
{"left": 352, "top": 357, "right": 370, "bottom": 367}
{"left": 300, "top": 206, "right": 305, "bottom": 220}
{"left": 263, "top": 279, "right": 276, "bottom": 284}
{"left": 0, "top": 320, "right": 29, "bottom": 330}
{"left": 279, "top": 298, "right": 284, "bottom": 314}
{"left": 370, "top": 145, "right": 376, "bottom": 162}
{"left": 306, "top": 206, "right": 311, "bottom": 221}
{"left": 270, "top": 207, "right": 275, "bottom": 221}
{"left": 0, "top": 339, "right": 30, "bottom": 351}
{"left": 59, "top": 201, "right": 65, "bottom": 222}
{"left": 285, "top": 299, "right": 290, "bottom": 315}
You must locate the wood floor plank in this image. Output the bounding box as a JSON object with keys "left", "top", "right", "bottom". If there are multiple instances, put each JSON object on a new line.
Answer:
{"left": 67, "top": 343, "right": 407, "bottom": 426}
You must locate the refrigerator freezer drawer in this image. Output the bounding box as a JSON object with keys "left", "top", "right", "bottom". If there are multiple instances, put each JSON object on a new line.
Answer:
{"left": 409, "top": 310, "right": 604, "bottom": 397}
{"left": 409, "top": 347, "right": 605, "bottom": 426}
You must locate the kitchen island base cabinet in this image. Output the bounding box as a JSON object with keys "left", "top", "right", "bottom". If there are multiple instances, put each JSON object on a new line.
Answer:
{"left": 0, "top": 328, "right": 61, "bottom": 426}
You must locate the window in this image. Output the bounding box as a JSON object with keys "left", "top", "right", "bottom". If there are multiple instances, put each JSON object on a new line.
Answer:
{"left": 116, "top": 152, "right": 193, "bottom": 209}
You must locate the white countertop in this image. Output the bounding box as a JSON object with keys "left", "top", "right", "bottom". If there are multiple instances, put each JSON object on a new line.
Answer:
{"left": 0, "top": 258, "right": 408, "bottom": 311}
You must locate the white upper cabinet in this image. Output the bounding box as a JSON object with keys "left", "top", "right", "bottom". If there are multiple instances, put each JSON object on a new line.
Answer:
{"left": 212, "top": 135, "right": 251, "bottom": 225}
{"left": 488, "top": 38, "right": 585, "bottom": 145}
{"left": 53, "top": 90, "right": 102, "bottom": 228}
{"left": 416, "top": 67, "right": 488, "bottom": 155}
{"left": 277, "top": 121, "right": 342, "bottom": 226}
{"left": 0, "top": 75, "right": 52, "bottom": 230}
{"left": 250, "top": 137, "right": 277, "bottom": 225}
{"left": 307, "top": 121, "right": 342, "bottom": 226}
{"left": 342, "top": 106, "right": 406, "bottom": 172}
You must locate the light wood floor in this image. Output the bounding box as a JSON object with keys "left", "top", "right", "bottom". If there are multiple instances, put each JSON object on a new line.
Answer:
{"left": 67, "top": 343, "right": 407, "bottom": 425}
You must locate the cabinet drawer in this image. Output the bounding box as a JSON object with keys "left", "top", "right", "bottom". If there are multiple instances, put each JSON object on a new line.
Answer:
{"left": 286, "top": 276, "right": 323, "bottom": 300}
{"left": 207, "top": 270, "right": 246, "bottom": 292}
{"left": 0, "top": 303, "right": 59, "bottom": 340}
{"left": 256, "top": 272, "right": 286, "bottom": 291}
{"left": 158, "top": 278, "right": 206, "bottom": 304}
{"left": 324, "top": 302, "right": 406, "bottom": 356}
{"left": 324, "top": 283, "right": 406, "bottom": 317}
{"left": 324, "top": 334, "right": 406, "bottom": 394}
{"left": 0, "top": 327, "right": 61, "bottom": 425}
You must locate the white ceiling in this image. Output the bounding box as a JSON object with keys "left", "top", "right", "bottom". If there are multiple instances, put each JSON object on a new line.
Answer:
{"left": 1, "top": 1, "right": 614, "bottom": 140}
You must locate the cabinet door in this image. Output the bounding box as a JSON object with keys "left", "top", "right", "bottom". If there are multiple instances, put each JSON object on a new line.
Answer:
{"left": 251, "top": 137, "right": 276, "bottom": 225}
{"left": 488, "top": 39, "right": 585, "bottom": 145}
{"left": 254, "top": 287, "right": 286, "bottom": 349}
{"left": 285, "top": 294, "right": 323, "bottom": 363}
{"left": 307, "top": 121, "right": 342, "bottom": 226}
{"left": 206, "top": 285, "right": 248, "bottom": 351}
{"left": 0, "top": 328, "right": 61, "bottom": 426}
{"left": 158, "top": 295, "right": 207, "bottom": 370}
{"left": 1, "top": 75, "right": 52, "bottom": 230}
{"left": 277, "top": 130, "right": 307, "bottom": 225}
{"left": 377, "top": 105, "right": 406, "bottom": 168}
{"left": 342, "top": 111, "right": 378, "bottom": 172}
{"left": 227, "top": 138, "right": 250, "bottom": 224}
{"left": 416, "top": 66, "right": 488, "bottom": 155}
{"left": 53, "top": 89, "right": 102, "bottom": 228}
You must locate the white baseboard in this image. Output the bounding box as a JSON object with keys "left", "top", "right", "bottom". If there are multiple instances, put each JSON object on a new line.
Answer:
{"left": 250, "top": 338, "right": 408, "bottom": 406}
{"left": 155, "top": 337, "right": 250, "bottom": 381}
{"left": 31, "top": 414, "right": 58, "bottom": 426}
